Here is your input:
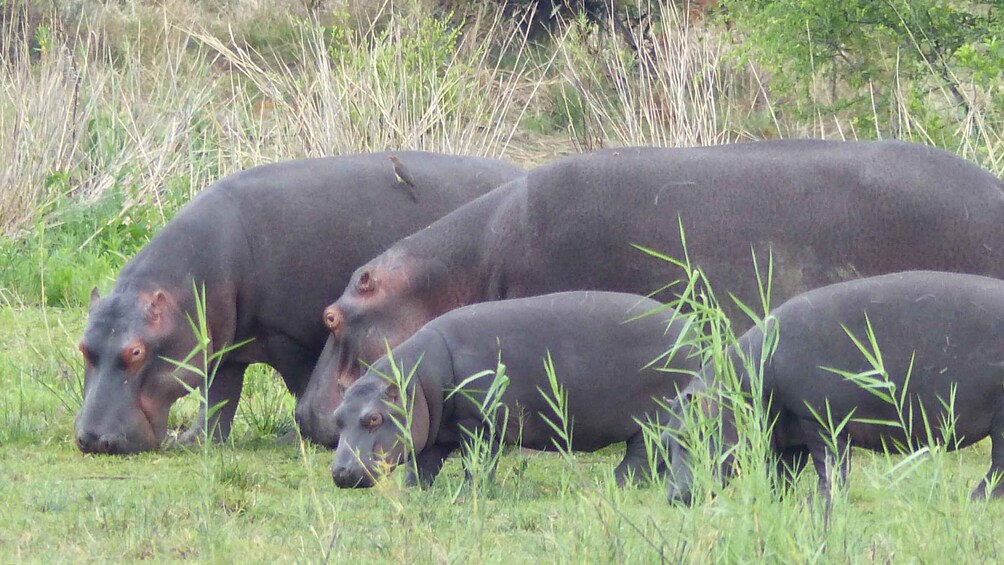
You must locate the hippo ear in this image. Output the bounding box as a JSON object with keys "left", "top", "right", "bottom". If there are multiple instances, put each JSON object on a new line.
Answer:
{"left": 384, "top": 383, "right": 400, "bottom": 404}
{"left": 356, "top": 269, "right": 376, "bottom": 294}
{"left": 89, "top": 287, "right": 101, "bottom": 309}
{"left": 142, "top": 289, "right": 174, "bottom": 328}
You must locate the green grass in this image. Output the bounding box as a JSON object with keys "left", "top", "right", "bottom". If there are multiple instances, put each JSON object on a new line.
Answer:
{"left": 3, "top": 306, "right": 1004, "bottom": 562}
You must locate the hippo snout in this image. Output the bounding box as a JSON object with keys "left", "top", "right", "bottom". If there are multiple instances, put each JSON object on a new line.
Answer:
{"left": 331, "top": 465, "right": 375, "bottom": 489}
{"left": 75, "top": 429, "right": 133, "bottom": 455}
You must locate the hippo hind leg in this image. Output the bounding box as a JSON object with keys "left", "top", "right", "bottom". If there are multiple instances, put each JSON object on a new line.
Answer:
{"left": 971, "top": 401, "right": 1004, "bottom": 500}
{"left": 805, "top": 422, "right": 851, "bottom": 512}
{"left": 773, "top": 445, "right": 810, "bottom": 496}
{"left": 614, "top": 431, "right": 654, "bottom": 486}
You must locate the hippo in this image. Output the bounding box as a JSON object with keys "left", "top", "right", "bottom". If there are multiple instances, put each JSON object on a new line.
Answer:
{"left": 299, "top": 140, "right": 1004, "bottom": 447}
{"left": 664, "top": 271, "right": 1004, "bottom": 505}
{"left": 75, "top": 152, "right": 524, "bottom": 454}
{"left": 329, "top": 291, "right": 701, "bottom": 488}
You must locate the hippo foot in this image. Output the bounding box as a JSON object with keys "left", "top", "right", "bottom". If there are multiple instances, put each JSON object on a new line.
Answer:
{"left": 276, "top": 428, "right": 300, "bottom": 446}
{"left": 970, "top": 480, "right": 1004, "bottom": 500}
{"left": 614, "top": 456, "right": 652, "bottom": 486}
{"left": 167, "top": 427, "right": 205, "bottom": 448}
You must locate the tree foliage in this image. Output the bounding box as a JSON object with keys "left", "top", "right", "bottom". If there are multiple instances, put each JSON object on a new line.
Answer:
{"left": 721, "top": 0, "right": 1004, "bottom": 140}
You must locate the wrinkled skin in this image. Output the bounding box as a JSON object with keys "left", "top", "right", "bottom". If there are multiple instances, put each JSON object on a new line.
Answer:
{"left": 302, "top": 140, "right": 1004, "bottom": 447}
{"left": 330, "top": 291, "right": 701, "bottom": 488}
{"left": 665, "top": 271, "right": 1004, "bottom": 505}
{"left": 75, "top": 152, "right": 523, "bottom": 454}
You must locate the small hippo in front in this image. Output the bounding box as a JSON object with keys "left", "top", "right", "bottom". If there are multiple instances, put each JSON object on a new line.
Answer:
{"left": 664, "top": 271, "right": 1004, "bottom": 505}
{"left": 329, "top": 291, "right": 700, "bottom": 488}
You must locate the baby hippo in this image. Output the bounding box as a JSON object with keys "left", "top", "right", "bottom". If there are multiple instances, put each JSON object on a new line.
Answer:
{"left": 665, "top": 271, "right": 1004, "bottom": 505}
{"left": 330, "top": 291, "right": 700, "bottom": 488}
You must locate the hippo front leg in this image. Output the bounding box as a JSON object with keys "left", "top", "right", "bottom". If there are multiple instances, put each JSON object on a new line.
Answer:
{"left": 460, "top": 434, "right": 502, "bottom": 483}
{"left": 614, "top": 430, "right": 653, "bottom": 485}
{"left": 404, "top": 444, "right": 456, "bottom": 487}
{"left": 971, "top": 402, "right": 1004, "bottom": 500}
{"left": 178, "top": 362, "right": 248, "bottom": 444}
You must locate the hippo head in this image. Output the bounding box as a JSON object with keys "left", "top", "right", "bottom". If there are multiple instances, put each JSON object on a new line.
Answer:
{"left": 75, "top": 287, "right": 200, "bottom": 454}
{"left": 329, "top": 363, "right": 431, "bottom": 488}
{"left": 663, "top": 378, "right": 738, "bottom": 505}
{"left": 296, "top": 249, "right": 455, "bottom": 447}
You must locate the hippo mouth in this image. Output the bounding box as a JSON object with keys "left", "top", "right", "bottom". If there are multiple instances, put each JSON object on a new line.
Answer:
{"left": 332, "top": 471, "right": 376, "bottom": 489}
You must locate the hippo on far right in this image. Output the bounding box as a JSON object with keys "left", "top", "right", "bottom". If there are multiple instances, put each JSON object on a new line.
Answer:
{"left": 664, "top": 271, "right": 1004, "bottom": 505}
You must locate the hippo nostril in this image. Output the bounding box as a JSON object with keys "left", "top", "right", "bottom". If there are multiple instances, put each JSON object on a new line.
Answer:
{"left": 97, "top": 436, "right": 113, "bottom": 454}
{"left": 89, "top": 433, "right": 128, "bottom": 455}
{"left": 76, "top": 430, "right": 97, "bottom": 452}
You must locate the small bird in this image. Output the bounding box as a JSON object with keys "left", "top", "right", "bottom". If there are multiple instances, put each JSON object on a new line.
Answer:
{"left": 388, "top": 155, "right": 418, "bottom": 202}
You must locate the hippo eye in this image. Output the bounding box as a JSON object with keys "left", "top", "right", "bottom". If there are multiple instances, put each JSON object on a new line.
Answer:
{"left": 363, "top": 412, "right": 383, "bottom": 430}
{"left": 78, "top": 343, "right": 96, "bottom": 367}
{"left": 121, "top": 341, "right": 147, "bottom": 371}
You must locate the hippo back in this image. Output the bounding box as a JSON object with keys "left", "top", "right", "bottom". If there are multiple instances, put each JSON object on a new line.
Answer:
{"left": 482, "top": 141, "right": 1004, "bottom": 329}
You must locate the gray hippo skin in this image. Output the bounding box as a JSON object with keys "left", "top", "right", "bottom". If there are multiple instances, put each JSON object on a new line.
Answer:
{"left": 75, "top": 152, "right": 524, "bottom": 454}
{"left": 301, "top": 139, "right": 1004, "bottom": 447}
{"left": 329, "top": 291, "right": 701, "bottom": 488}
{"left": 665, "top": 271, "right": 1004, "bottom": 505}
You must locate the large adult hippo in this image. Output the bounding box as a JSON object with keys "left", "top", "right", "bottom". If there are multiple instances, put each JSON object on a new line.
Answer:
{"left": 75, "top": 152, "right": 524, "bottom": 454}
{"left": 300, "top": 140, "right": 1004, "bottom": 447}
{"left": 664, "top": 271, "right": 1004, "bottom": 504}
{"left": 329, "top": 291, "right": 700, "bottom": 488}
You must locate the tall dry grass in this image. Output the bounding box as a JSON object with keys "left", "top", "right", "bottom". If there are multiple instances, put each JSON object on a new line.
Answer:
{"left": 1, "top": 0, "right": 1001, "bottom": 241}
{"left": 0, "top": 1, "right": 550, "bottom": 238}
{"left": 556, "top": 1, "right": 749, "bottom": 149}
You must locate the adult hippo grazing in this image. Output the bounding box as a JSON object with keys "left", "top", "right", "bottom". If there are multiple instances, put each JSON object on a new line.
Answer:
{"left": 299, "top": 140, "right": 1004, "bottom": 447}
{"left": 664, "top": 271, "right": 1004, "bottom": 505}
{"left": 329, "top": 291, "right": 700, "bottom": 488}
{"left": 74, "top": 152, "right": 524, "bottom": 454}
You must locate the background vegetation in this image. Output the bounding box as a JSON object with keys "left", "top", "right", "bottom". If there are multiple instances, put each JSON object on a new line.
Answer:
{"left": 2, "top": 0, "right": 1003, "bottom": 561}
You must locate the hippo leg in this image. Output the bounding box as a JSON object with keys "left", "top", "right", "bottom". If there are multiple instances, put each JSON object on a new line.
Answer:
{"left": 773, "top": 445, "right": 810, "bottom": 495}
{"left": 265, "top": 334, "right": 318, "bottom": 398}
{"left": 806, "top": 426, "right": 851, "bottom": 509}
{"left": 971, "top": 402, "right": 1004, "bottom": 500}
{"left": 460, "top": 434, "right": 501, "bottom": 483}
{"left": 404, "top": 444, "right": 456, "bottom": 487}
{"left": 614, "top": 431, "right": 652, "bottom": 486}
{"left": 179, "top": 362, "right": 248, "bottom": 444}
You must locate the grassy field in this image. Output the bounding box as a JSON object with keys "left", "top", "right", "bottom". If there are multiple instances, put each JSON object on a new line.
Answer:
{"left": 3, "top": 0, "right": 1004, "bottom": 562}
{"left": 4, "top": 305, "right": 1004, "bottom": 562}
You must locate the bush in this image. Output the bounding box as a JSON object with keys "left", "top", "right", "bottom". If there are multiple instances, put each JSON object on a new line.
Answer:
{"left": 721, "top": 0, "right": 1004, "bottom": 162}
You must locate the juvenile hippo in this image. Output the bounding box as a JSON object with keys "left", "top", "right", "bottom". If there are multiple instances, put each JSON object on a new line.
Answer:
{"left": 300, "top": 140, "right": 1004, "bottom": 447}
{"left": 75, "top": 152, "right": 523, "bottom": 454}
{"left": 329, "top": 291, "right": 700, "bottom": 488}
{"left": 664, "top": 271, "right": 1004, "bottom": 504}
